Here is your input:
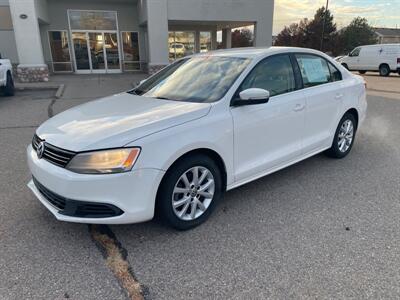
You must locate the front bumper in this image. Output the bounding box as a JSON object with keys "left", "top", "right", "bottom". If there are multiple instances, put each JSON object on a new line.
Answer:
{"left": 27, "top": 145, "right": 165, "bottom": 224}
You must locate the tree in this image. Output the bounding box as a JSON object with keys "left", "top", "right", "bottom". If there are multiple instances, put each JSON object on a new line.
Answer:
{"left": 339, "top": 17, "right": 377, "bottom": 54}
{"left": 231, "top": 28, "right": 254, "bottom": 48}
{"left": 274, "top": 7, "right": 338, "bottom": 54}
{"left": 274, "top": 19, "right": 309, "bottom": 47}
{"left": 304, "top": 7, "right": 337, "bottom": 51}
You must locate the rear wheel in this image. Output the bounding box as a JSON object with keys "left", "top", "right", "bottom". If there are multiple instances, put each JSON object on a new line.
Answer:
{"left": 379, "top": 64, "right": 390, "bottom": 77}
{"left": 4, "top": 72, "right": 14, "bottom": 96}
{"left": 156, "top": 154, "right": 223, "bottom": 230}
{"left": 325, "top": 113, "right": 357, "bottom": 159}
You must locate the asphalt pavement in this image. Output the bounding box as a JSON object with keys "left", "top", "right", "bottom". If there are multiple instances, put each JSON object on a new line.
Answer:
{"left": 1, "top": 78, "right": 400, "bottom": 299}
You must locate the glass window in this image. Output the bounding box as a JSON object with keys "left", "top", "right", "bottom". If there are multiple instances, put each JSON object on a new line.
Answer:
{"left": 0, "top": 6, "right": 13, "bottom": 30}
{"left": 48, "top": 31, "right": 72, "bottom": 72}
{"left": 328, "top": 62, "right": 342, "bottom": 82}
{"left": 122, "top": 32, "right": 140, "bottom": 70}
{"left": 200, "top": 32, "right": 212, "bottom": 53}
{"left": 133, "top": 57, "right": 251, "bottom": 103}
{"left": 295, "top": 54, "right": 331, "bottom": 88}
{"left": 239, "top": 55, "right": 295, "bottom": 97}
{"left": 68, "top": 10, "right": 117, "bottom": 30}
{"left": 168, "top": 31, "right": 195, "bottom": 61}
{"left": 350, "top": 47, "right": 361, "bottom": 57}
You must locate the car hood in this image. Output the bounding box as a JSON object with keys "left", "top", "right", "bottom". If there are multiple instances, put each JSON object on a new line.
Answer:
{"left": 36, "top": 93, "right": 211, "bottom": 151}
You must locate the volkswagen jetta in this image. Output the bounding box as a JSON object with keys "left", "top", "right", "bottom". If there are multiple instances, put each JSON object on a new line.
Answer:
{"left": 27, "top": 47, "right": 367, "bottom": 230}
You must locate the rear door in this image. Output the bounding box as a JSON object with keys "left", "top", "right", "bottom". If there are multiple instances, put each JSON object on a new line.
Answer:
{"left": 294, "top": 54, "right": 344, "bottom": 154}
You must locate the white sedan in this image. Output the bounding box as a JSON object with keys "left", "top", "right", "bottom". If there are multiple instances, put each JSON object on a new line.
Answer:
{"left": 27, "top": 47, "right": 367, "bottom": 230}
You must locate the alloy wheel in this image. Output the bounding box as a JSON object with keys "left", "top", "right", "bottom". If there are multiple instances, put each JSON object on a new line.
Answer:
{"left": 337, "top": 119, "right": 354, "bottom": 153}
{"left": 172, "top": 166, "right": 215, "bottom": 221}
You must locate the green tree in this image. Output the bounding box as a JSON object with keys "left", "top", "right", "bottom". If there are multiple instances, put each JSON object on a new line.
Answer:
{"left": 274, "top": 19, "right": 309, "bottom": 47}
{"left": 274, "top": 7, "right": 338, "bottom": 54}
{"left": 339, "top": 17, "right": 377, "bottom": 54}
{"left": 304, "top": 7, "right": 337, "bottom": 51}
{"left": 232, "top": 28, "right": 254, "bottom": 48}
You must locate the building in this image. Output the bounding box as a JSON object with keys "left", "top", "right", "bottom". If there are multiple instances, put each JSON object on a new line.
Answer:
{"left": 374, "top": 27, "right": 400, "bottom": 44}
{"left": 0, "top": 0, "right": 274, "bottom": 82}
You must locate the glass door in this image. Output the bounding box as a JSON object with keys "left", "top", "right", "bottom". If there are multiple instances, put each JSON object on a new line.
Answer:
{"left": 104, "top": 32, "right": 121, "bottom": 72}
{"left": 72, "top": 31, "right": 121, "bottom": 73}
{"left": 72, "top": 32, "right": 91, "bottom": 73}
{"left": 88, "top": 32, "right": 106, "bottom": 73}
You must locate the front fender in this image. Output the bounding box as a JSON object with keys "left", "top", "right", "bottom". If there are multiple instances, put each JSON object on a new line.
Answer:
{"left": 127, "top": 107, "right": 235, "bottom": 186}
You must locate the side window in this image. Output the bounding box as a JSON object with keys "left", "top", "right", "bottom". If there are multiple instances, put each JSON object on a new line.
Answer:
{"left": 328, "top": 62, "right": 342, "bottom": 82}
{"left": 350, "top": 47, "right": 361, "bottom": 57}
{"left": 239, "top": 55, "right": 295, "bottom": 97}
{"left": 295, "top": 54, "right": 331, "bottom": 88}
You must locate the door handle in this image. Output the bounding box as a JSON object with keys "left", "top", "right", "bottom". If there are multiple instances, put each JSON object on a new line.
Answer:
{"left": 335, "top": 93, "right": 343, "bottom": 99}
{"left": 293, "top": 103, "right": 305, "bottom": 112}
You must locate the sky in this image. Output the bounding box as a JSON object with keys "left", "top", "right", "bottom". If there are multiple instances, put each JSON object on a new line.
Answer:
{"left": 273, "top": 0, "right": 400, "bottom": 34}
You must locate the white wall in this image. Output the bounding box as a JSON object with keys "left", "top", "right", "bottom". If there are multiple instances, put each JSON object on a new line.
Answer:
{"left": 9, "top": 0, "right": 45, "bottom": 65}
{"left": 0, "top": 31, "right": 18, "bottom": 63}
{"left": 166, "top": 0, "right": 274, "bottom": 47}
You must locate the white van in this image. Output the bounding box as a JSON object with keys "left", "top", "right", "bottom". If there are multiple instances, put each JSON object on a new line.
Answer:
{"left": 338, "top": 44, "right": 400, "bottom": 76}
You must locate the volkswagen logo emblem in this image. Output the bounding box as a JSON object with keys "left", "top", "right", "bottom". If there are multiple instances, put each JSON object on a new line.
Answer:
{"left": 37, "top": 141, "right": 45, "bottom": 159}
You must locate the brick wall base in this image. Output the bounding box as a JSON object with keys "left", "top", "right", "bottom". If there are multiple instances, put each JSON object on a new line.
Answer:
{"left": 17, "top": 64, "right": 49, "bottom": 83}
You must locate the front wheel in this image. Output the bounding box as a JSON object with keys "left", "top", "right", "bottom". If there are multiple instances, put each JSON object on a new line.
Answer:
{"left": 325, "top": 113, "right": 357, "bottom": 159}
{"left": 156, "top": 154, "right": 223, "bottom": 230}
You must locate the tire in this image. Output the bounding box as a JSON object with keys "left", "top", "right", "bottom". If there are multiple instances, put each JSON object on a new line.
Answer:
{"left": 342, "top": 63, "right": 349, "bottom": 70}
{"left": 325, "top": 113, "right": 357, "bottom": 159}
{"left": 358, "top": 71, "right": 366, "bottom": 74}
{"left": 4, "top": 72, "right": 14, "bottom": 96}
{"left": 379, "top": 64, "right": 390, "bottom": 77}
{"left": 156, "top": 154, "right": 223, "bottom": 230}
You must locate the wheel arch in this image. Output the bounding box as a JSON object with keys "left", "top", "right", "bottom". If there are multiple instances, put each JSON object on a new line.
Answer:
{"left": 160, "top": 148, "right": 228, "bottom": 192}
{"left": 345, "top": 108, "right": 359, "bottom": 129}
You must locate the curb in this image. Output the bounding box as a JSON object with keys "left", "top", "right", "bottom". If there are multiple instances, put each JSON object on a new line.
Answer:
{"left": 14, "top": 83, "right": 65, "bottom": 99}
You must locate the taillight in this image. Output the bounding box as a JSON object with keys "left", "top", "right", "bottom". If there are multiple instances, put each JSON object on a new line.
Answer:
{"left": 397, "top": 58, "right": 400, "bottom": 64}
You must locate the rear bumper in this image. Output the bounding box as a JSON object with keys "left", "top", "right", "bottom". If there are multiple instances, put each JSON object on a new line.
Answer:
{"left": 27, "top": 145, "right": 165, "bottom": 224}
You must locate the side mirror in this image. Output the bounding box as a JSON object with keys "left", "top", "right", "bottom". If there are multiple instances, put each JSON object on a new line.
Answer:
{"left": 233, "top": 88, "right": 270, "bottom": 106}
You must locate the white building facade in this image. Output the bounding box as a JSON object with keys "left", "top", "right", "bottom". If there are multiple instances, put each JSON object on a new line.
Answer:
{"left": 0, "top": 0, "right": 274, "bottom": 82}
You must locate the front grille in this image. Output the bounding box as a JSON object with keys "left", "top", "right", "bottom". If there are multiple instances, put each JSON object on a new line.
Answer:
{"left": 32, "top": 134, "right": 76, "bottom": 168}
{"left": 33, "top": 177, "right": 124, "bottom": 218}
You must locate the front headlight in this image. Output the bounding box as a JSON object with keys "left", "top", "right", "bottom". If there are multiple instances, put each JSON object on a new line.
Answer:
{"left": 66, "top": 148, "right": 141, "bottom": 174}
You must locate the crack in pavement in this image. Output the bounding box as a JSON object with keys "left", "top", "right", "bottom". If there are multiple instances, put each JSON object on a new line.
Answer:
{"left": 47, "top": 97, "right": 57, "bottom": 118}
{"left": 89, "top": 225, "right": 149, "bottom": 300}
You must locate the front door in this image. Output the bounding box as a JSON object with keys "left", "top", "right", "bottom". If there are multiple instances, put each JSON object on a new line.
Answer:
{"left": 72, "top": 31, "right": 121, "bottom": 74}
{"left": 231, "top": 54, "right": 305, "bottom": 182}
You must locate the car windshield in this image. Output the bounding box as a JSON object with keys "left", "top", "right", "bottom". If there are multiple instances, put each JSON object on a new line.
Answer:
{"left": 131, "top": 56, "right": 251, "bottom": 103}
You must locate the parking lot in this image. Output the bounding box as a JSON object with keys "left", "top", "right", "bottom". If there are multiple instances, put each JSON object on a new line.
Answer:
{"left": 1, "top": 73, "right": 400, "bottom": 299}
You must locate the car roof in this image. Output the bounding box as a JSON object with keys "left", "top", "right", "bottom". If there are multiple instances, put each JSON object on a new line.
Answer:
{"left": 194, "top": 47, "right": 327, "bottom": 59}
